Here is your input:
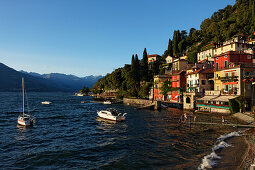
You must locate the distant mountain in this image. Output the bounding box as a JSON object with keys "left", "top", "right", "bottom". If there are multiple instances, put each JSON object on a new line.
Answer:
{"left": 0, "top": 62, "right": 103, "bottom": 92}
{"left": 0, "top": 63, "right": 63, "bottom": 92}
{"left": 20, "top": 71, "right": 103, "bottom": 91}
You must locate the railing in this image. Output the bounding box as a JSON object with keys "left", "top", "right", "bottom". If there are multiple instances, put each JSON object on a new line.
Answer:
{"left": 220, "top": 76, "right": 239, "bottom": 82}
{"left": 172, "top": 78, "right": 180, "bottom": 82}
{"left": 222, "top": 89, "right": 238, "bottom": 95}
{"left": 196, "top": 102, "right": 229, "bottom": 109}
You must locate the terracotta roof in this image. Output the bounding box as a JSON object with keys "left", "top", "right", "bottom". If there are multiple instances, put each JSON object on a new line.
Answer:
{"left": 148, "top": 54, "right": 160, "bottom": 58}
{"left": 186, "top": 68, "right": 213, "bottom": 75}
{"left": 212, "top": 51, "right": 251, "bottom": 58}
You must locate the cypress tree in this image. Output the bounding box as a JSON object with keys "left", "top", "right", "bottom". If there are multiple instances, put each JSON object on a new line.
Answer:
{"left": 140, "top": 48, "right": 148, "bottom": 81}
{"left": 134, "top": 54, "right": 140, "bottom": 83}
{"left": 167, "top": 39, "right": 173, "bottom": 57}
{"left": 173, "top": 30, "right": 181, "bottom": 57}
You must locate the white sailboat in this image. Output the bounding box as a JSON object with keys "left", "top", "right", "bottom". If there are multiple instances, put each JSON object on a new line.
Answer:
{"left": 17, "top": 78, "right": 34, "bottom": 126}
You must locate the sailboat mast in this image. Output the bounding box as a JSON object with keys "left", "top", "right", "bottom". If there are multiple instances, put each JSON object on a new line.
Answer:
{"left": 22, "top": 77, "right": 24, "bottom": 116}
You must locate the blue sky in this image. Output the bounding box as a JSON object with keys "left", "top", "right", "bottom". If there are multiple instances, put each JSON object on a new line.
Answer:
{"left": 0, "top": 0, "right": 235, "bottom": 77}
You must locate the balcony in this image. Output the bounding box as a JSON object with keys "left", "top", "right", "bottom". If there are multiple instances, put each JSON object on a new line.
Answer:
{"left": 221, "top": 88, "right": 238, "bottom": 95}
{"left": 220, "top": 76, "right": 238, "bottom": 82}
{"left": 196, "top": 102, "right": 229, "bottom": 109}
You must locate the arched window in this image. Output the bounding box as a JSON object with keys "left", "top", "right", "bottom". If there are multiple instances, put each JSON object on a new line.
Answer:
{"left": 186, "top": 97, "right": 191, "bottom": 103}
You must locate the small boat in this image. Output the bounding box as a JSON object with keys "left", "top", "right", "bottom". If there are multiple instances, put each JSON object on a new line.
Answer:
{"left": 97, "top": 108, "right": 127, "bottom": 121}
{"left": 75, "top": 93, "right": 84, "bottom": 96}
{"left": 103, "top": 101, "right": 111, "bottom": 104}
{"left": 41, "top": 101, "right": 51, "bottom": 105}
{"left": 17, "top": 78, "right": 34, "bottom": 126}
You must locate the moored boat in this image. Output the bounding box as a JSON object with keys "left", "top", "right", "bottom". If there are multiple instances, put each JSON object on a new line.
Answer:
{"left": 17, "top": 78, "right": 34, "bottom": 126}
{"left": 97, "top": 108, "right": 127, "bottom": 121}
{"left": 41, "top": 101, "right": 51, "bottom": 105}
{"left": 103, "top": 101, "right": 111, "bottom": 104}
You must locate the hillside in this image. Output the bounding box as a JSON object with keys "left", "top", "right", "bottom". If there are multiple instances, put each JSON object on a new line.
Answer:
{"left": 91, "top": 0, "right": 255, "bottom": 98}
{"left": 20, "top": 71, "right": 103, "bottom": 91}
{"left": 0, "top": 63, "right": 103, "bottom": 92}
{"left": 0, "top": 63, "right": 62, "bottom": 92}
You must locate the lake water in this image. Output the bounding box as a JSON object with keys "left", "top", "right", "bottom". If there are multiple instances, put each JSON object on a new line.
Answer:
{"left": 0, "top": 92, "right": 236, "bottom": 169}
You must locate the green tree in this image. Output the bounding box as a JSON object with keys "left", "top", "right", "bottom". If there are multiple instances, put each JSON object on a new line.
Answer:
{"left": 167, "top": 38, "right": 173, "bottom": 57}
{"left": 161, "top": 80, "right": 172, "bottom": 100}
{"left": 80, "top": 86, "right": 90, "bottom": 94}
{"left": 140, "top": 48, "right": 149, "bottom": 82}
{"left": 173, "top": 30, "right": 181, "bottom": 57}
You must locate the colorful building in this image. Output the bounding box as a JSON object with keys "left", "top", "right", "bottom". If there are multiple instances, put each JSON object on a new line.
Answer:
{"left": 153, "top": 75, "right": 172, "bottom": 101}
{"left": 148, "top": 54, "right": 161, "bottom": 64}
{"left": 213, "top": 51, "right": 253, "bottom": 70}
{"left": 165, "top": 56, "right": 178, "bottom": 64}
{"left": 197, "top": 42, "right": 218, "bottom": 62}
{"left": 167, "top": 71, "right": 186, "bottom": 103}
{"left": 213, "top": 35, "right": 255, "bottom": 56}
{"left": 172, "top": 59, "right": 192, "bottom": 72}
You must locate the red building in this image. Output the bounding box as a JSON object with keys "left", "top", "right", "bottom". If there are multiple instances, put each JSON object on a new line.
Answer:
{"left": 167, "top": 71, "right": 186, "bottom": 103}
{"left": 213, "top": 51, "right": 252, "bottom": 70}
{"left": 153, "top": 75, "right": 172, "bottom": 101}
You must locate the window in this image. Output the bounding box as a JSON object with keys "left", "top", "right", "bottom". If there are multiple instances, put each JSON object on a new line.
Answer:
{"left": 202, "top": 80, "right": 206, "bottom": 85}
{"left": 217, "top": 86, "right": 219, "bottom": 91}
{"left": 177, "top": 90, "right": 179, "bottom": 94}
{"left": 216, "top": 57, "right": 219, "bottom": 60}
{"left": 216, "top": 63, "right": 219, "bottom": 69}
{"left": 224, "top": 55, "right": 227, "bottom": 58}
{"left": 224, "top": 61, "right": 228, "bottom": 67}
{"left": 186, "top": 97, "right": 191, "bottom": 103}
{"left": 216, "top": 74, "right": 219, "bottom": 77}
{"left": 248, "top": 55, "right": 251, "bottom": 59}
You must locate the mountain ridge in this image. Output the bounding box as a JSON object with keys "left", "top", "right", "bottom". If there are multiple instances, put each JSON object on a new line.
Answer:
{"left": 0, "top": 63, "right": 103, "bottom": 92}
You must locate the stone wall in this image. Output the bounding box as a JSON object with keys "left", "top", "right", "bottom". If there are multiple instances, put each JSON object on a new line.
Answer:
{"left": 123, "top": 98, "right": 154, "bottom": 106}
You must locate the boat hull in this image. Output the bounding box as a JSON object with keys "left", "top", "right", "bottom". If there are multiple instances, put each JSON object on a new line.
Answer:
{"left": 97, "top": 111, "right": 125, "bottom": 121}
{"left": 17, "top": 116, "right": 33, "bottom": 126}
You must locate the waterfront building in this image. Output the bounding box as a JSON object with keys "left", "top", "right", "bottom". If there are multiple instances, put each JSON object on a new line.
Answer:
{"left": 183, "top": 62, "right": 214, "bottom": 110}
{"left": 196, "top": 90, "right": 235, "bottom": 114}
{"left": 153, "top": 74, "right": 172, "bottom": 101}
{"left": 167, "top": 71, "right": 186, "bottom": 103}
{"left": 197, "top": 63, "right": 255, "bottom": 113}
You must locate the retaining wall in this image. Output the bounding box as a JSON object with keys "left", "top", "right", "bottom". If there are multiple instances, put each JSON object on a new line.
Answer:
{"left": 123, "top": 98, "right": 154, "bottom": 106}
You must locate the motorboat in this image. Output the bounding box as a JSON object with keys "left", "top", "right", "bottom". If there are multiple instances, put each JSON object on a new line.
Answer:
{"left": 17, "top": 78, "right": 34, "bottom": 126}
{"left": 41, "top": 101, "right": 51, "bottom": 105}
{"left": 97, "top": 108, "right": 127, "bottom": 121}
{"left": 103, "top": 101, "right": 111, "bottom": 104}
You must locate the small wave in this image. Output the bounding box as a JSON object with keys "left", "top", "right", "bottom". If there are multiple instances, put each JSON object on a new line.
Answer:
{"left": 198, "top": 131, "right": 241, "bottom": 169}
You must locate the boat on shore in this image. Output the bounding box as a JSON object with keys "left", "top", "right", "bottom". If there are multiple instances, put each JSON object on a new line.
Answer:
{"left": 75, "top": 93, "right": 84, "bottom": 96}
{"left": 103, "top": 101, "right": 111, "bottom": 104}
{"left": 17, "top": 78, "right": 34, "bottom": 126}
{"left": 97, "top": 108, "right": 127, "bottom": 121}
{"left": 41, "top": 101, "right": 51, "bottom": 105}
